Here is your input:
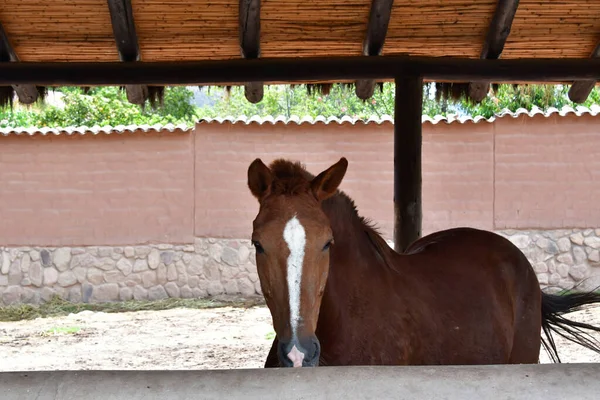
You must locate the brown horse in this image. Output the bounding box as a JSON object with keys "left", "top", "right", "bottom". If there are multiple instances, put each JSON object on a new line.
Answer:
{"left": 247, "top": 157, "right": 600, "bottom": 368}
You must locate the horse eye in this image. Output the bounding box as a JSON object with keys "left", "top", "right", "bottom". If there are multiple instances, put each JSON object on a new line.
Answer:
{"left": 323, "top": 239, "right": 334, "bottom": 251}
{"left": 253, "top": 241, "right": 265, "bottom": 254}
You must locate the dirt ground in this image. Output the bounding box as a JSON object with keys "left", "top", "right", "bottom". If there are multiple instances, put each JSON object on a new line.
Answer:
{"left": 0, "top": 305, "right": 599, "bottom": 371}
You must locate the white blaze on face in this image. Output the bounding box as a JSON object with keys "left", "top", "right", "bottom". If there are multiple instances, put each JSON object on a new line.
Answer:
{"left": 283, "top": 215, "right": 306, "bottom": 342}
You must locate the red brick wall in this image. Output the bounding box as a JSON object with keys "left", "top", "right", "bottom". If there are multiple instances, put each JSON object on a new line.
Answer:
{"left": 0, "top": 131, "right": 194, "bottom": 246}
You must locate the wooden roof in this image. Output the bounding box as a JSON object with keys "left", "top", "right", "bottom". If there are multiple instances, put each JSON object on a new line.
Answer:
{"left": 1, "top": 0, "right": 600, "bottom": 105}
{"left": 2, "top": 0, "right": 599, "bottom": 61}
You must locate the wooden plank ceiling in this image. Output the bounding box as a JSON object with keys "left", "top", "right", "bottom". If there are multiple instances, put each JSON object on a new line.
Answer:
{"left": 1, "top": 0, "right": 599, "bottom": 104}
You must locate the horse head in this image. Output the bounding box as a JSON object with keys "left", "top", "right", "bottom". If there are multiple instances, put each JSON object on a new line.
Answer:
{"left": 247, "top": 157, "right": 348, "bottom": 367}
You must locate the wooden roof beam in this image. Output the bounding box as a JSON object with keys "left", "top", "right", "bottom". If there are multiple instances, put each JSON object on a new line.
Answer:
{"left": 469, "top": 0, "right": 520, "bottom": 102}
{"left": 356, "top": 0, "right": 394, "bottom": 100}
{"left": 107, "top": 0, "right": 148, "bottom": 105}
{"left": 7, "top": 56, "right": 600, "bottom": 85}
{"left": 0, "top": 23, "right": 39, "bottom": 105}
{"left": 568, "top": 42, "right": 600, "bottom": 103}
{"left": 240, "top": 0, "right": 263, "bottom": 103}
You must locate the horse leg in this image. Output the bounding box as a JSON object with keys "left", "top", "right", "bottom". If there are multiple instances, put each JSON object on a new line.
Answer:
{"left": 264, "top": 337, "right": 280, "bottom": 368}
{"left": 508, "top": 301, "right": 542, "bottom": 363}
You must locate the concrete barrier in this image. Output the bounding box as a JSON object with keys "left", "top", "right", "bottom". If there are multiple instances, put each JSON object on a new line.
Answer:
{"left": 2, "top": 364, "right": 599, "bottom": 400}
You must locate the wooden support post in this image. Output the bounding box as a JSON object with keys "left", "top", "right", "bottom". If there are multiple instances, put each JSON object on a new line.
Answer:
{"left": 394, "top": 75, "right": 423, "bottom": 253}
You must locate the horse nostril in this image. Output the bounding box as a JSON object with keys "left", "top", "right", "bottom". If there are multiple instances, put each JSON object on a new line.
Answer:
{"left": 309, "top": 337, "right": 321, "bottom": 360}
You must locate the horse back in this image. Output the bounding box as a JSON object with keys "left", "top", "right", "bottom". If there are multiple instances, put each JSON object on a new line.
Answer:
{"left": 402, "top": 227, "right": 536, "bottom": 291}
{"left": 394, "top": 227, "right": 541, "bottom": 364}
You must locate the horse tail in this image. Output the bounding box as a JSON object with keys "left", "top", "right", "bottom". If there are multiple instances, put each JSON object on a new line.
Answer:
{"left": 540, "top": 290, "right": 600, "bottom": 363}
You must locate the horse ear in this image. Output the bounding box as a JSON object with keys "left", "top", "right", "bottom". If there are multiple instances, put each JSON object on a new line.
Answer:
{"left": 311, "top": 157, "right": 348, "bottom": 201}
{"left": 248, "top": 158, "right": 274, "bottom": 200}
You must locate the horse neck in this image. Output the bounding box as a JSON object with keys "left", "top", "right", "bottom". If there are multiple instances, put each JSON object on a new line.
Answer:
{"left": 317, "top": 193, "right": 410, "bottom": 356}
{"left": 320, "top": 193, "right": 386, "bottom": 296}
{"left": 316, "top": 192, "right": 399, "bottom": 354}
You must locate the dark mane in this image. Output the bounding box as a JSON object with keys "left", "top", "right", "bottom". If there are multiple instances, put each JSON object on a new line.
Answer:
{"left": 268, "top": 159, "right": 395, "bottom": 266}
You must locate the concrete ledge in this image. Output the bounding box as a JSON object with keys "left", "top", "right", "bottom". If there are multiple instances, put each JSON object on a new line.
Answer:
{"left": 2, "top": 364, "right": 600, "bottom": 400}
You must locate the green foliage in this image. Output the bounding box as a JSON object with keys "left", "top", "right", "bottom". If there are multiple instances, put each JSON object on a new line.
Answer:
{"left": 196, "top": 83, "right": 446, "bottom": 119}
{"left": 1, "top": 82, "right": 600, "bottom": 129}
{"left": 265, "top": 331, "right": 276, "bottom": 340}
{"left": 197, "top": 83, "right": 600, "bottom": 121}
{"left": 0, "top": 109, "right": 36, "bottom": 127}
{"left": 456, "top": 84, "right": 585, "bottom": 119}
{"left": 197, "top": 85, "right": 390, "bottom": 119}
{"left": 0, "top": 86, "right": 198, "bottom": 128}
{"left": 42, "top": 326, "right": 82, "bottom": 336}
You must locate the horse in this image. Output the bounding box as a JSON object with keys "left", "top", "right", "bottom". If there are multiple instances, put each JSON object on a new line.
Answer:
{"left": 247, "top": 156, "right": 600, "bottom": 368}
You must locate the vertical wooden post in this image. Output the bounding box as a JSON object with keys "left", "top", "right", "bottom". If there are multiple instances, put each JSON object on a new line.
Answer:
{"left": 394, "top": 75, "right": 423, "bottom": 253}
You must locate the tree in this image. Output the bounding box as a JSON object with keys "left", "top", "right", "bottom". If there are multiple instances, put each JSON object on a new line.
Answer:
{"left": 456, "top": 84, "right": 579, "bottom": 119}
{"left": 1, "top": 83, "right": 599, "bottom": 128}
{"left": 195, "top": 83, "right": 599, "bottom": 121}
{"left": 0, "top": 86, "right": 198, "bottom": 128}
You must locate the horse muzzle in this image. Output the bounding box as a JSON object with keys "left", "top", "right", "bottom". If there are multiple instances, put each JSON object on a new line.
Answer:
{"left": 277, "top": 335, "right": 321, "bottom": 367}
